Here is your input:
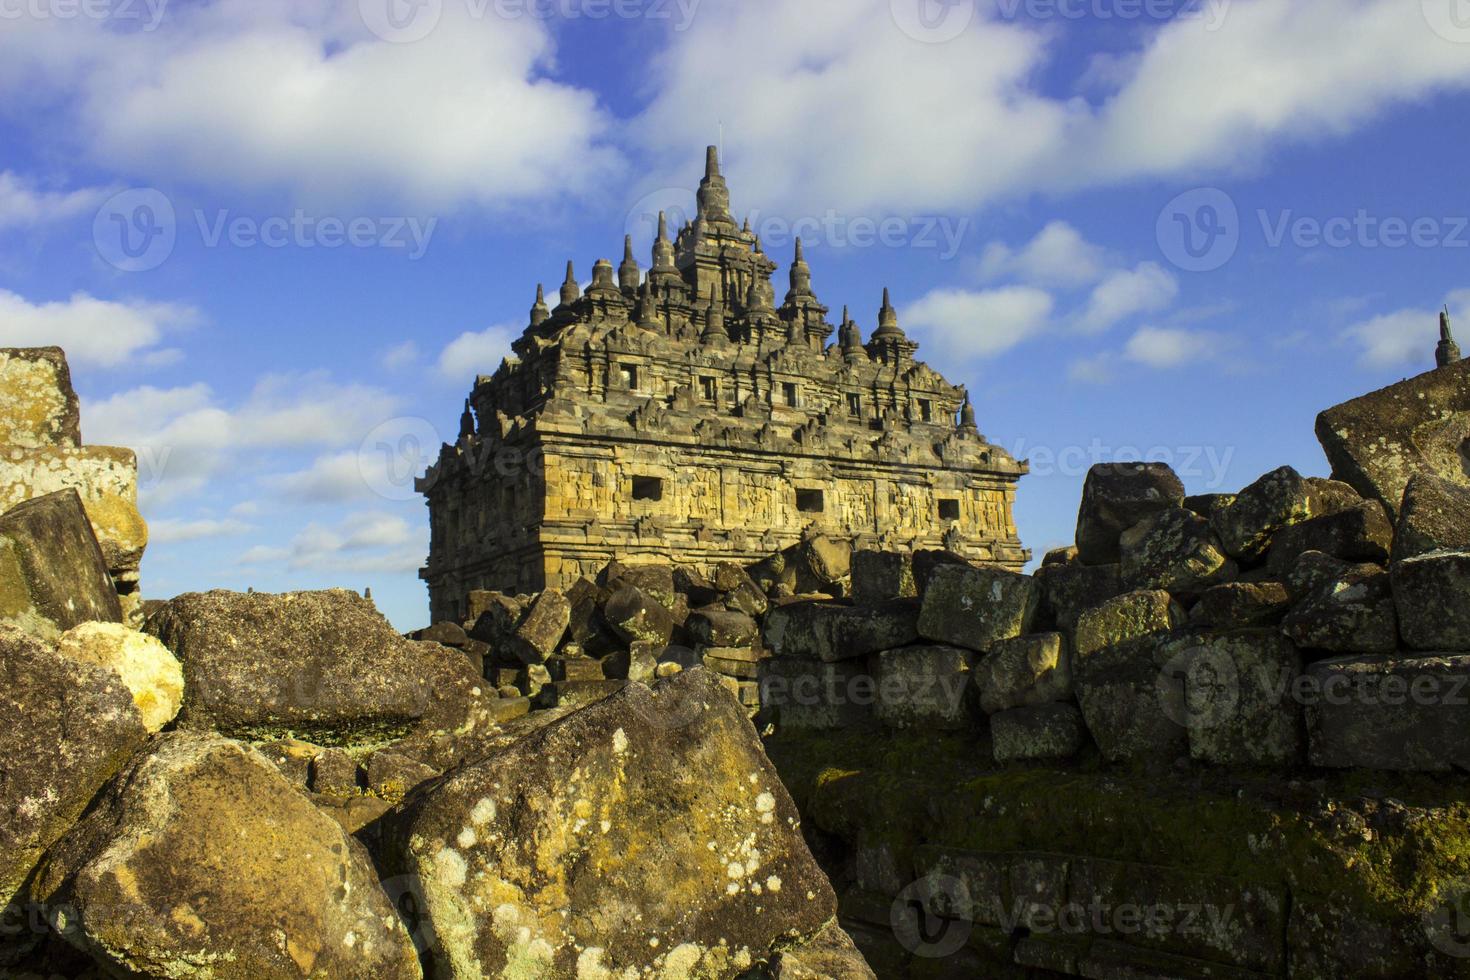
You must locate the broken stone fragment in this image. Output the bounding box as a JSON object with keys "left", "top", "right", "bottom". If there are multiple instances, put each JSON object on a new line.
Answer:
{"left": 1393, "top": 472, "right": 1470, "bottom": 563}
{"left": 764, "top": 600, "right": 919, "bottom": 662}
{"left": 503, "top": 587, "right": 570, "bottom": 665}
{"left": 1033, "top": 560, "right": 1126, "bottom": 636}
{"left": 0, "top": 624, "right": 146, "bottom": 911}
{"left": 383, "top": 668, "right": 836, "bottom": 979}
{"left": 1212, "top": 466, "right": 1342, "bottom": 561}
{"left": 0, "top": 347, "right": 79, "bottom": 449}
{"left": 603, "top": 583, "right": 677, "bottom": 646}
{"left": 1392, "top": 549, "right": 1470, "bottom": 651}
{"left": 0, "top": 488, "right": 122, "bottom": 640}
{"left": 799, "top": 533, "right": 853, "bottom": 591}
{"left": 1266, "top": 498, "right": 1393, "bottom": 573}
{"left": 1119, "top": 506, "right": 1236, "bottom": 594}
{"left": 760, "top": 920, "right": 876, "bottom": 978}
{"left": 873, "top": 644, "right": 976, "bottom": 730}
{"left": 1073, "top": 632, "right": 1189, "bottom": 764}
{"left": 1075, "top": 462, "right": 1185, "bottom": 565}
{"left": 55, "top": 621, "right": 183, "bottom": 732}
{"left": 1188, "top": 580, "right": 1293, "bottom": 629}
{"left": 1283, "top": 563, "right": 1398, "bottom": 655}
{"left": 686, "top": 607, "right": 760, "bottom": 648}
{"left": 31, "top": 732, "right": 422, "bottom": 979}
{"left": 850, "top": 549, "right": 917, "bottom": 606}
{"left": 146, "top": 588, "right": 487, "bottom": 745}
{"left": 1305, "top": 654, "right": 1470, "bottom": 771}
{"left": 416, "top": 620, "right": 469, "bottom": 646}
{"left": 601, "top": 559, "right": 678, "bottom": 609}
{"left": 974, "top": 632, "right": 1072, "bottom": 715}
{"left": 917, "top": 564, "right": 1039, "bottom": 653}
{"left": 1178, "top": 628, "right": 1304, "bottom": 767}
{"left": 990, "top": 702, "right": 1087, "bottom": 763}
{"left": 1073, "top": 589, "right": 1183, "bottom": 661}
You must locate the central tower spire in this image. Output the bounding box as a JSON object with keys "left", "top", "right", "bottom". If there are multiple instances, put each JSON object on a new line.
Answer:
{"left": 696, "top": 144, "right": 734, "bottom": 227}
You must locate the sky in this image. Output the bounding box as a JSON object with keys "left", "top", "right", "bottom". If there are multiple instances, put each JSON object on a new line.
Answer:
{"left": 1, "top": 0, "right": 1468, "bottom": 630}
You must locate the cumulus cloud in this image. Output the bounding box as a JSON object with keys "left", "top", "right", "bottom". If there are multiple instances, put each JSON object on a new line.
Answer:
{"left": 267, "top": 450, "right": 377, "bottom": 503}
{"left": 1123, "top": 326, "right": 1225, "bottom": 368}
{"left": 0, "top": 289, "right": 194, "bottom": 368}
{"left": 0, "top": 0, "right": 621, "bottom": 209}
{"left": 438, "top": 324, "right": 518, "bottom": 380}
{"left": 149, "top": 516, "right": 254, "bottom": 544}
{"left": 0, "top": 172, "right": 110, "bottom": 229}
{"left": 1342, "top": 290, "right": 1470, "bottom": 369}
{"left": 239, "top": 511, "right": 425, "bottom": 574}
{"left": 976, "top": 222, "right": 1111, "bottom": 288}
{"left": 1074, "top": 263, "right": 1179, "bottom": 335}
{"left": 902, "top": 286, "right": 1055, "bottom": 362}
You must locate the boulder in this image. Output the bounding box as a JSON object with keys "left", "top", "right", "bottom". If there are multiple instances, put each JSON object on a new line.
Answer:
{"left": 31, "top": 733, "right": 422, "bottom": 979}
{"left": 0, "top": 346, "right": 79, "bottom": 448}
{"left": 1042, "top": 545, "right": 1078, "bottom": 566}
{"left": 1283, "top": 564, "right": 1398, "bottom": 655}
{"left": 0, "top": 625, "right": 146, "bottom": 910}
{"left": 1316, "top": 357, "right": 1470, "bottom": 518}
{"left": 687, "top": 607, "right": 760, "bottom": 648}
{"left": 873, "top": 645, "right": 976, "bottom": 730}
{"left": 1188, "top": 580, "right": 1293, "bottom": 628}
{"left": 601, "top": 560, "right": 677, "bottom": 610}
{"left": 1305, "top": 654, "right": 1470, "bottom": 770}
{"left": 383, "top": 668, "right": 836, "bottom": 978}
{"left": 1283, "top": 550, "right": 1356, "bottom": 599}
{"left": 1073, "top": 633, "right": 1189, "bottom": 765}
{"left": 503, "top": 588, "right": 570, "bottom": 665}
{"left": 146, "top": 589, "right": 488, "bottom": 745}
{"left": 55, "top": 621, "right": 183, "bottom": 732}
{"left": 1177, "top": 629, "right": 1304, "bottom": 766}
{"left": 1393, "top": 550, "right": 1470, "bottom": 651}
{"left": 1033, "top": 561, "right": 1126, "bottom": 634}
{"left": 1393, "top": 472, "right": 1470, "bottom": 562}
{"left": 1118, "top": 506, "right": 1235, "bottom": 593}
{"left": 1266, "top": 498, "right": 1393, "bottom": 573}
{"left": 1183, "top": 493, "right": 1234, "bottom": 520}
{"left": 990, "top": 703, "right": 1087, "bottom": 763}
{"left": 0, "top": 488, "right": 121, "bottom": 639}
{"left": 1074, "top": 590, "right": 1183, "bottom": 661}
{"left": 800, "top": 534, "right": 852, "bottom": 590}
{"left": 603, "top": 584, "right": 677, "bottom": 647}
{"left": 973, "top": 632, "right": 1072, "bottom": 715}
{"left": 468, "top": 592, "right": 524, "bottom": 646}
{"left": 850, "top": 550, "right": 917, "bottom": 606}
{"left": 417, "top": 620, "right": 468, "bottom": 647}
{"left": 1212, "top": 466, "right": 1338, "bottom": 560}
{"left": 715, "top": 563, "right": 769, "bottom": 617}
{"left": 1075, "top": 463, "right": 1185, "bottom": 565}
{"left": 916, "top": 564, "right": 1039, "bottom": 652}
{"left": 764, "top": 600, "right": 919, "bottom": 663}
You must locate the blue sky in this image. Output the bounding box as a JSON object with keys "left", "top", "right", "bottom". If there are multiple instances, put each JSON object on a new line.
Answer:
{"left": 1, "top": 0, "right": 1468, "bottom": 629}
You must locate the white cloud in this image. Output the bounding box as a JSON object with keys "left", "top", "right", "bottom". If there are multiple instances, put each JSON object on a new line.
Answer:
{"left": 902, "top": 286, "right": 1055, "bottom": 362}
{"left": 1123, "top": 326, "right": 1224, "bottom": 368}
{"left": 1074, "top": 263, "right": 1179, "bottom": 334}
{"left": 1342, "top": 290, "right": 1470, "bottom": 369}
{"left": 0, "top": 172, "right": 109, "bottom": 229}
{"left": 0, "top": 289, "right": 194, "bottom": 368}
{"left": 149, "top": 517, "right": 254, "bottom": 544}
{"left": 381, "top": 340, "right": 419, "bottom": 371}
{"left": 976, "top": 222, "right": 1110, "bottom": 289}
{"left": 438, "top": 324, "right": 517, "bottom": 380}
{"left": 0, "top": 1, "right": 621, "bottom": 209}
{"left": 1068, "top": 353, "right": 1117, "bottom": 385}
{"left": 267, "top": 450, "right": 376, "bottom": 503}
{"left": 242, "top": 511, "right": 425, "bottom": 574}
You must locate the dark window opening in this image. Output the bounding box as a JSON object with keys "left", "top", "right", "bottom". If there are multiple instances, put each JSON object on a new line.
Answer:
{"left": 701, "top": 376, "right": 717, "bottom": 401}
{"left": 847, "top": 393, "right": 862, "bottom": 417}
{"left": 938, "top": 499, "right": 960, "bottom": 521}
{"left": 632, "top": 476, "right": 663, "bottom": 501}
{"left": 783, "top": 382, "right": 798, "bottom": 407}
{"left": 918, "top": 398, "right": 933, "bottom": 422}
{"left": 620, "top": 363, "right": 639, "bottom": 389}
{"left": 797, "top": 489, "right": 824, "bottom": 513}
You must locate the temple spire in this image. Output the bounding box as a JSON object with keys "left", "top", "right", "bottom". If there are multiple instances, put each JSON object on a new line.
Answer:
{"left": 530, "top": 283, "right": 549, "bottom": 326}
{"left": 873, "top": 287, "right": 903, "bottom": 338}
{"left": 636, "top": 279, "right": 660, "bottom": 331}
{"left": 459, "top": 398, "right": 474, "bottom": 439}
{"left": 1438, "top": 306, "right": 1462, "bottom": 368}
{"left": 959, "top": 391, "right": 978, "bottom": 433}
{"left": 701, "top": 284, "right": 727, "bottom": 344}
{"left": 619, "top": 234, "right": 641, "bottom": 292}
{"left": 697, "top": 144, "right": 734, "bottom": 225}
{"left": 558, "top": 261, "right": 580, "bottom": 307}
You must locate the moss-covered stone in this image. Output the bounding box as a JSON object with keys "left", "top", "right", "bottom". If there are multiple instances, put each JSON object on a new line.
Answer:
{"left": 917, "top": 564, "right": 1038, "bottom": 653}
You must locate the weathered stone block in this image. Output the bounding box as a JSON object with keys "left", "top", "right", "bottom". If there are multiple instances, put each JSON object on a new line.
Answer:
{"left": 764, "top": 599, "right": 919, "bottom": 662}
{"left": 1188, "top": 580, "right": 1293, "bottom": 629}
{"left": 1034, "top": 560, "right": 1126, "bottom": 633}
{"left": 31, "top": 733, "right": 422, "bottom": 979}
{"left": 417, "top": 620, "right": 468, "bottom": 646}
{"left": 535, "top": 677, "right": 629, "bottom": 709}
{"left": 974, "top": 631, "right": 1072, "bottom": 714}
{"left": 383, "top": 668, "right": 836, "bottom": 978}
{"left": 0, "top": 625, "right": 146, "bottom": 910}
{"left": 1212, "top": 465, "right": 1335, "bottom": 560}
{"left": 1283, "top": 563, "right": 1398, "bottom": 655}
{"left": 1074, "top": 589, "right": 1183, "bottom": 661}
{"left": 366, "top": 749, "right": 439, "bottom": 801}
{"left": 1178, "top": 629, "right": 1304, "bottom": 766}
{"left": 547, "top": 653, "right": 605, "bottom": 681}
{"left": 1393, "top": 472, "right": 1470, "bottom": 563}
{"left": 910, "top": 846, "right": 1012, "bottom": 928}
{"left": 1076, "top": 462, "right": 1185, "bottom": 565}
{"left": 1392, "top": 549, "right": 1470, "bottom": 651}
{"left": 504, "top": 587, "right": 570, "bottom": 664}
{"left": 1266, "top": 498, "right": 1393, "bottom": 573}
{"left": 917, "top": 564, "right": 1039, "bottom": 652}
{"left": 1305, "top": 654, "right": 1470, "bottom": 771}
{"left": 604, "top": 584, "right": 676, "bottom": 647}
{"left": 601, "top": 559, "right": 677, "bottom": 609}
{"left": 761, "top": 920, "right": 876, "bottom": 979}
{"left": 1316, "top": 357, "right": 1470, "bottom": 519}
{"left": 759, "top": 657, "right": 874, "bottom": 729}
{"left": 873, "top": 644, "right": 976, "bottom": 730}
{"left": 687, "top": 607, "right": 759, "bottom": 647}
{"left": 0, "top": 347, "right": 78, "bottom": 448}
{"left": 1119, "top": 506, "right": 1235, "bottom": 593}
{"left": 308, "top": 746, "right": 361, "bottom": 798}
{"left": 851, "top": 549, "right": 917, "bottom": 606}
{"left": 55, "top": 621, "right": 183, "bottom": 732}
{"left": 911, "top": 549, "right": 971, "bottom": 595}
{"left": 991, "top": 703, "right": 1086, "bottom": 762}
{"left": 0, "top": 488, "right": 122, "bottom": 639}
{"left": 1073, "top": 633, "right": 1189, "bottom": 764}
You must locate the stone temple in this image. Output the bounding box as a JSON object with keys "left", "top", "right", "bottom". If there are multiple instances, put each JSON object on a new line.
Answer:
{"left": 419, "top": 148, "right": 1027, "bottom": 620}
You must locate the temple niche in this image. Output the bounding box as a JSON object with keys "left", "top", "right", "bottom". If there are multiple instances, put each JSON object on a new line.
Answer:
{"left": 418, "top": 148, "right": 1028, "bottom": 621}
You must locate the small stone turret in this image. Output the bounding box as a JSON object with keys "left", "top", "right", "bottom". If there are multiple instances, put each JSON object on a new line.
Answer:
{"left": 619, "top": 236, "right": 641, "bottom": 294}
{"left": 459, "top": 399, "right": 475, "bottom": 439}
{"left": 587, "top": 258, "right": 622, "bottom": 303}
{"left": 701, "top": 286, "right": 729, "bottom": 345}
{"left": 558, "top": 261, "right": 580, "bottom": 308}
{"left": 1438, "top": 306, "right": 1461, "bottom": 368}
{"left": 867, "top": 288, "right": 918, "bottom": 365}
{"left": 650, "top": 211, "right": 681, "bottom": 289}
{"left": 785, "top": 238, "right": 815, "bottom": 305}
{"left": 635, "top": 280, "right": 661, "bottom": 332}
{"left": 959, "top": 392, "right": 978, "bottom": 434}
{"left": 696, "top": 145, "right": 734, "bottom": 227}
{"left": 529, "top": 284, "right": 549, "bottom": 327}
